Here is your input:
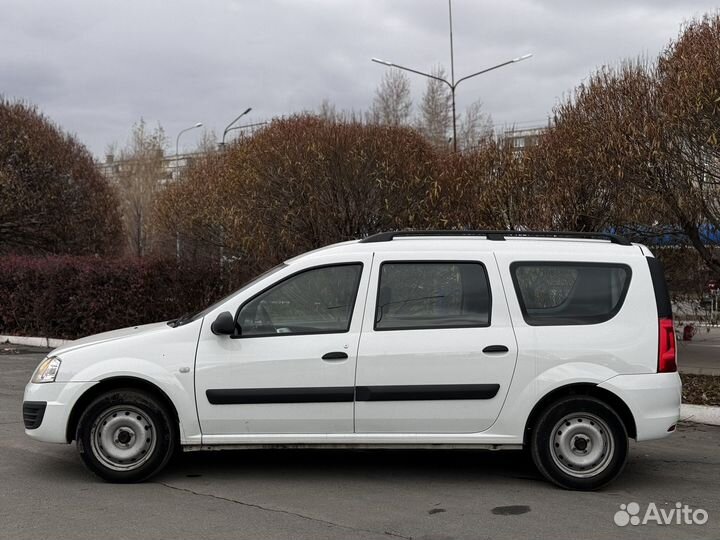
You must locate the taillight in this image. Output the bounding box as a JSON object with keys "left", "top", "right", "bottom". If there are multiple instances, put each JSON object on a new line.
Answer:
{"left": 658, "top": 318, "right": 677, "bottom": 373}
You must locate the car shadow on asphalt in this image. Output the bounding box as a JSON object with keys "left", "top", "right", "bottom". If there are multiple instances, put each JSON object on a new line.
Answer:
{"left": 165, "top": 448, "right": 543, "bottom": 485}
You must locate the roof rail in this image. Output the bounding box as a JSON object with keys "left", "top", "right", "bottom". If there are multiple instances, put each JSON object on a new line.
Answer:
{"left": 359, "top": 230, "right": 632, "bottom": 246}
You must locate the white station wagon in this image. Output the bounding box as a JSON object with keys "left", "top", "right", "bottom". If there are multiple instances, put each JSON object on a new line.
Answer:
{"left": 24, "top": 230, "right": 681, "bottom": 490}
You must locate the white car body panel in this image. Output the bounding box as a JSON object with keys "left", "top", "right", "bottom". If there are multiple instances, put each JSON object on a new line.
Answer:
{"left": 598, "top": 372, "right": 682, "bottom": 441}
{"left": 354, "top": 250, "right": 518, "bottom": 433}
{"left": 23, "top": 381, "right": 98, "bottom": 443}
{"left": 25, "top": 319, "right": 204, "bottom": 444}
{"left": 194, "top": 252, "right": 373, "bottom": 437}
{"left": 24, "top": 236, "right": 681, "bottom": 451}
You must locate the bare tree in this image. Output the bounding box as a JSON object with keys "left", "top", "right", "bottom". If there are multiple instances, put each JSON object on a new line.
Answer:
{"left": 115, "top": 119, "right": 167, "bottom": 257}
{"left": 318, "top": 99, "right": 339, "bottom": 122}
{"left": 195, "top": 129, "right": 218, "bottom": 153}
{"left": 316, "top": 99, "right": 365, "bottom": 123}
{"left": 370, "top": 69, "right": 413, "bottom": 126}
{"left": 418, "top": 66, "right": 452, "bottom": 148}
{"left": 457, "top": 100, "right": 494, "bottom": 151}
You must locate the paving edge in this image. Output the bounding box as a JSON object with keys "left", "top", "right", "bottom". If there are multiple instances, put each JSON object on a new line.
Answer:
{"left": 680, "top": 404, "right": 720, "bottom": 426}
{"left": 0, "top": 335, "right": 72, "bottom": 349}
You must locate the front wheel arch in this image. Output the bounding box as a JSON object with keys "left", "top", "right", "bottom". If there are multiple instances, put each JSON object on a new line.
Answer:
{"left": 523, "top": 383, "right": 636, "bottom": 446}
{"left": 66, "top": 376, "right": 179, "bottom": 444}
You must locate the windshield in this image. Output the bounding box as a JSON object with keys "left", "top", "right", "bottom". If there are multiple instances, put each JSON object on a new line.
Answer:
{"left": 170, "top": 263, "right": 287, "bottom": 327}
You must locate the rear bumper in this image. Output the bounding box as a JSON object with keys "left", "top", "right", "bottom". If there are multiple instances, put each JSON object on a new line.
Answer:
{"left": 23, "top": 381, "right": 97, "bottom": 443}
{"left": 599, "top": 372, "right": 681, "bottom": 441}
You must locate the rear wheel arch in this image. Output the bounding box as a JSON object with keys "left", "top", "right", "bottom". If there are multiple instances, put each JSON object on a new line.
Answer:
{"left": 523, "top": 383, "right": 637, "bottom": 445}
{"left": 66, "top": 376, "right": 179, "bottom": 443}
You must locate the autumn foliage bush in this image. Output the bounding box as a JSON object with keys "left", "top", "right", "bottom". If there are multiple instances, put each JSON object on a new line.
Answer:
{"left": 524, "top": 15, "right": 720, "bottom": 273}
{"left": 155, "top": 116, "right": 542, "bottom": 273}
{"left": 0, "top": 99, "right": 122, "bottom": 256}
{"left": 156, "top": 116, "right": 442, "bottom": 272}
{"left": 0, "top": 256, "right": 246, "bottom": 339}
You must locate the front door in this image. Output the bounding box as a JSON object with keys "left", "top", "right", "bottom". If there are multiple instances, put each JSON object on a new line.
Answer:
{"left": 195, "top": 255, "right": 371, "bottom": 441}
{"left": 354, "top": 252, "right": 518, "bottom": 433}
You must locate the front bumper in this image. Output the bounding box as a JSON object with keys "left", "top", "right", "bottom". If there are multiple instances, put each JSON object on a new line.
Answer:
{"left": 598, "top": 372, "right": 682, "bottom": 441}
{"left": 22, "top": 401, "right": 47, "bottom": 429}
{"left": 23, "top": 381, "right": 97, "bottom": 443}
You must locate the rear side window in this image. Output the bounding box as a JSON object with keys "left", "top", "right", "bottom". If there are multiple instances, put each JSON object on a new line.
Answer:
{"left": 375, "top": 262, "right": 491, "bottom": 330}
{"left": 510, "top": 262, "right": 631, "bottom": 326}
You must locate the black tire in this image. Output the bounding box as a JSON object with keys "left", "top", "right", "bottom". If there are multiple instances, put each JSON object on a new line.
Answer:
{"left": 530, "top": 395, "right": 628, "bottom": 490}
{"left": 76, "top": 389, "right": 177, "bottom": 483}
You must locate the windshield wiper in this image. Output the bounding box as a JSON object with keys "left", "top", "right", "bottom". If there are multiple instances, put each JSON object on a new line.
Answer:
{"left": 168, "top": 312, "right": 192, "bottom": 328}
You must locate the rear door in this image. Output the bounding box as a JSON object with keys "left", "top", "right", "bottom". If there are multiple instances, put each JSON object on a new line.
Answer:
{"left": 354, "top": 251, "right": 518, "bottom": 433}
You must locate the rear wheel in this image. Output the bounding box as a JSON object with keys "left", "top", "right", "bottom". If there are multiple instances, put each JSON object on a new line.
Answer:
{"left": 76, "top": 389, "right": 176, "bottom": 482}
{"left": 530, "top": 396, "right": 628, "bottom": 490}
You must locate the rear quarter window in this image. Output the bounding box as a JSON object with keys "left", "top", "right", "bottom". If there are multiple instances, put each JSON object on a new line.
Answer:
{"left": 510, "top": 262, "right": 631, "bottom": 326}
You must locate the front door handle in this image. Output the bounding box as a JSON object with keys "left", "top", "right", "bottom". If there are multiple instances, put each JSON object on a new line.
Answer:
{"left": 322, "top": 351, "right": 348, "bottom": 361}
{"left": 482, "top": 345, "right": 509, "bottom": 354}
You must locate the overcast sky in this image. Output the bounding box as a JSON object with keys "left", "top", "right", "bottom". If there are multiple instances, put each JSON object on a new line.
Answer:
{"left": 1, "top": 0, "right": 718, "bottom": 157}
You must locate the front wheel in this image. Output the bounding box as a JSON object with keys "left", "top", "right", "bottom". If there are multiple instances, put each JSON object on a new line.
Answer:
{"left": 530, "top": 396, "right": 628, "bottom": 490}
{"left": 76, "top": 389, "right": 177, "bottom": 482}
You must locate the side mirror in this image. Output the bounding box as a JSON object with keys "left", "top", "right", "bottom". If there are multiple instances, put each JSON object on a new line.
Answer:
{"left": 211, "top": 311, "right": 236, "bottom": 336}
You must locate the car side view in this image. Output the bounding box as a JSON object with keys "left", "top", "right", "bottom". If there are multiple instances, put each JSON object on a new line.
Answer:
{"left": 23, "top": 230, "right": 681, "bottom": 490}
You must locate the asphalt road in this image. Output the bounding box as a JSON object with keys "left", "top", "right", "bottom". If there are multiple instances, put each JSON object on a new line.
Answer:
{"left": 1, "top": 345, "right": 719, "bottom": 540}
{"left": 679, "top": 334, "right": 720, "bottom": 376}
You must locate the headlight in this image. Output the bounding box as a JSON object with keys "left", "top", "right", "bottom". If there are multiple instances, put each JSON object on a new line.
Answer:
{"left": 31, "top": 356, "right": 61, "bottom": 383}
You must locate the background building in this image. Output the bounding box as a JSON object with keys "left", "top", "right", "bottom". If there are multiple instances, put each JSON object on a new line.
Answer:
{"left": 97, "top": 151, "right": 203, "bottom": 185}
{"left": 503, "top": 126, "right": 546, "bottom": 153}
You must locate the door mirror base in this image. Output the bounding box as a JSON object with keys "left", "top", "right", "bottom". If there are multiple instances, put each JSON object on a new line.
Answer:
{"left": 211, "top": 311, "right": 236, "bottom": 336}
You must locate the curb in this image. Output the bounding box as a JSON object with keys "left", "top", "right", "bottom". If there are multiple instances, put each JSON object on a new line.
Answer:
{"left": 680, "top": 367, "right": 720, "bottom": 376}
{"left": 680, "top": 404, "right": 720, "bottom": 426}
{"left": 0, "top": 335, "right": 72, "bottom": 349}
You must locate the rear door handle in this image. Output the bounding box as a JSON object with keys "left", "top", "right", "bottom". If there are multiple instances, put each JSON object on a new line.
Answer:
{"left": 322, "top": 351, "right": 348, "bottom": 361}
{"left": 482, "top": 345, "right": 509, "bottom": 354}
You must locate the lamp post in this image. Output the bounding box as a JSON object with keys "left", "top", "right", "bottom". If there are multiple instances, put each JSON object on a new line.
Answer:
{"left": 222, "top": 121, "right": 268, "bottom": 143}
{"left": 173, "top": 121, "right": 202, "bottom": 261}
{"left": 175, "top": 122, "right": 203, "bottom": 158}
{"left": 372, "top": 0, "right": 532, "bottom": 151}
{"left": 221, "top": 107, "right": 252, "bottom": 146}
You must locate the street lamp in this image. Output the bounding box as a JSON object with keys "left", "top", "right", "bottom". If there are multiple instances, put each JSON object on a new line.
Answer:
{"left": 175, "top": 122, "right": 203, "bottom": 157}
{"left": 221, "top": 107, "right": 252, "bottom": 146}
{"left": 372, "top": 0, "right": 532, "bottom": 151}
{"left": 223, "top": 121, "right": 268, "bottom": 143}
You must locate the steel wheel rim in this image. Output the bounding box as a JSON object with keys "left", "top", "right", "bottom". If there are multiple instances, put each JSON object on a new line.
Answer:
{"left": 550, "top": 412, "right": 614, "bottom": 478}
{"left": 90, "top": 405, "right": 157, "bottom": 471}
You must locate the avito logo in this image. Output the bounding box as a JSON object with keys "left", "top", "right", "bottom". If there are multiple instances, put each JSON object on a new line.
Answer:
{"left": 614, "top": 502, "right": 708, "bottom": 526}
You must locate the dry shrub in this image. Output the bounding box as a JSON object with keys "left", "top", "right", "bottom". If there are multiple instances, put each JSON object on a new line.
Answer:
{"left": 0, "top": 256, "right": 244, "bottom": 339}
{"left": 156, "top": 115, "right": 438, "bottom": 271}
{"left": 0, "top": 99, "right": 122, "bottom": 255}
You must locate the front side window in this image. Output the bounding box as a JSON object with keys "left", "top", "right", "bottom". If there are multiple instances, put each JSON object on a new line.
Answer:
{"left": 374, "top": 262, "right": 491, "bottom": 330}
{"left": 511, "top": 262, "right": 631, "bottom": 326}
{"left": 238, "top": 264, "right": 362, "bottom": 337}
